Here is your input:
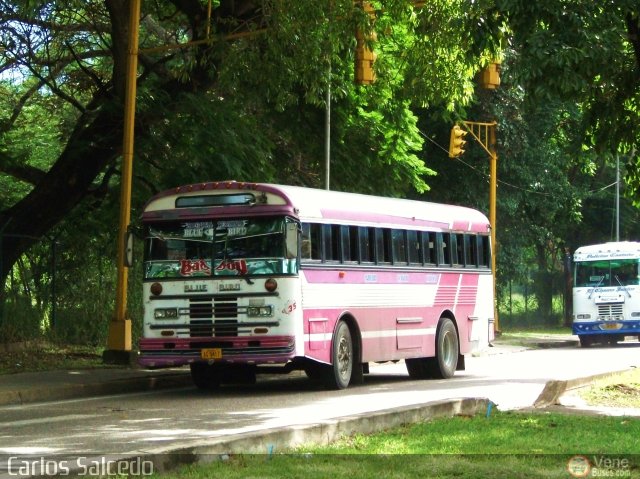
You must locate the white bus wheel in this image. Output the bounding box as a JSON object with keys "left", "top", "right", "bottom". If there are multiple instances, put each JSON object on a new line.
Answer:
{"left": 425, "top": 318, "right": 459, "bottom": 379}
{"left": 323, "top": 321, "right": 353, "bottom": 390}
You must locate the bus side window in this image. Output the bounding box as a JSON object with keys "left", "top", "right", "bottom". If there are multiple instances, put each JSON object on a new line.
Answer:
{"left": 375, "top": 228, "right": 391, "bottom": 264}
{"left": 341, "top": 226, "right": 359, "bottom": 263}
{"left": 424, "top": 232, "right": 437, "bottom": 265}
{"left": 323, "top": 224, "right": 341, "bottom": 262}
{"left": 438, "top": 233, "right": 451, "bottom": 266}
{"left": 465, "top": 234, "right": 478, "bottom": 267}
{"left": 392, "top": 229, "right": 408, "bottom": 265}
{"left": 301, "top": 223, "right": 322, "bottom": 261}
{"left": 451, "top": 233, "right": 464, "bottom": 266}
{"left": 359, "top": 227, "right": 375, "bottom": 263}
{"left": 479, "top": 235, "right": 491, "bottom": 268}
{"left": 408, "top": 230, "right": 421, "bottom": 264}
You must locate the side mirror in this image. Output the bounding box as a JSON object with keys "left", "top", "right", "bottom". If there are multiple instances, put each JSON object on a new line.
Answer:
{"left": 124, "top": 228, "right": 134, "bottom": 267}
{"left": 285, "top": 222, "right": 298, "bottom": 259}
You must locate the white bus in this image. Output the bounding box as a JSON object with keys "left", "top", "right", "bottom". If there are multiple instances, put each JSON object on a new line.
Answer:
{"left": 573, "top": 241, "right": 640, "bottom": 346}
{"left": 139, "top": 181, "right": 495, "bottom": 389}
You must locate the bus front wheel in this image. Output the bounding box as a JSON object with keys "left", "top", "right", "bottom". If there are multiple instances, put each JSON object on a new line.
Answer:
{"left": 578, "top": 335, "right": 593, "bottom": 348}
{"left": 322, "top": 320, "right": 353, "bottom": 390}
{"left": 190, "top": 363, "right": 222, "bottom": 390}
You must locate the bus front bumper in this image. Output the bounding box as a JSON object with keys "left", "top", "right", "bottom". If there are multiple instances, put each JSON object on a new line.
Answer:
{"left": 138, "top": 336, "right": 296, "bottom": 368}
{"left": 572, "top": 320, "right": 640, "bottom": 336}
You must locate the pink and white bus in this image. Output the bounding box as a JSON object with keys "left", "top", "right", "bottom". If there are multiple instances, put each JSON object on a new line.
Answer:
{"left": 138, "top": 181, "right": 495, "bottom": 389}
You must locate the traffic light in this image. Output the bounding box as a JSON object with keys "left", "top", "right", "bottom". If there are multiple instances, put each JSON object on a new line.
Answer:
{"left": 448, "top": 125, "right": 467, "bottom": 158}
{"left": 355, "top": 1, "right": 376, "bottom": 85}
{"left": 355, "top": 34, "right": 376, "bottom": 85}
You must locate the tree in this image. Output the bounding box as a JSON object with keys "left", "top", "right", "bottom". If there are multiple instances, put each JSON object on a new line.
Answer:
{"left": 495, "top": 0, "right": 640, "bottom": 198}
{"left": 1, "top": 1, "right": 497, "bottom": 329}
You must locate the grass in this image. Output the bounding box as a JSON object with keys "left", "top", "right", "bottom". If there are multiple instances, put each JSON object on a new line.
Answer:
{"left": 493, "top": 326, "right": 573, "bottom": 347}
{"left": 580, "top": 368, "right": 640, "bottom": 409}
{"left": 0, "top": 342, "right": 105, "bottom": 374}
{"left": 150, "top": 411, "right": 640, "bottom": 479}
{"left": 499, "top": 327, "right": 571, "bottom": 336}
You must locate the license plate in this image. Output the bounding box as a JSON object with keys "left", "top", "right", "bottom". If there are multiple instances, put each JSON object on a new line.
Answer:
{"left": 200, "top": 348, "right": 222, "bottom": 360}
{"left": 602, "top": 323, "right": 622, "bottom": 330}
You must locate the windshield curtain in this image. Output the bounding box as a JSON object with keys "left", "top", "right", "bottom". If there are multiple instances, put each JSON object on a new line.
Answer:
{"left": 144, "top": 217, "right": 298, "bottom": 279}
{"left": 574, "top": 259, "right": 640, "bottom": 287}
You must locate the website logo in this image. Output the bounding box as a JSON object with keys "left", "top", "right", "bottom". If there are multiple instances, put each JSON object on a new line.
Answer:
{"left": 567, "top": 456, "right": 591, "bottom": 478}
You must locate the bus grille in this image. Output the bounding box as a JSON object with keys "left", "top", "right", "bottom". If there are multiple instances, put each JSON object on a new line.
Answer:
{"left": 597, "top": 303, "right": 624, "bottom": 321}
{"left": 189, "top": 297, "right": 238, "bottom": 337}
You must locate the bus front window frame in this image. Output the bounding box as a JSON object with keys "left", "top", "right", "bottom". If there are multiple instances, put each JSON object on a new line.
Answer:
{"left": 143, "top": 216, "right": 299, "bottom": 279}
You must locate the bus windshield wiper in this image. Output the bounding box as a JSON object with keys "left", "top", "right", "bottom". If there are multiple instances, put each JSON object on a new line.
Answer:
{"left": 614, "top": 275, "right": 632, "bottom": 297}
{"left": 588, "top": 275, "right": 605, "bottom": 299}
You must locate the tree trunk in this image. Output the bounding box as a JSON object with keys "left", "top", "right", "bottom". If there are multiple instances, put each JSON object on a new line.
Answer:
{"left": 0, "top": 101, "right": 122, "bottom": 283}
{"left": 0, "top": 0, "right": 261, "bottom": 291}
{"left": 534, "top": 245, "right": 555, "bottom": 324}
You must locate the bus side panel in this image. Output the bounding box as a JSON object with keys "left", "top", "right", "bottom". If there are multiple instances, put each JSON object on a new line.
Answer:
{"left": 468, "top": 273, "right": 494, "bottom": 351}
{"left": 301, "top": 269, "right": 492, "bottom": 363}
{"left": 453, "top": 272, "right": 478, "bottom": 354}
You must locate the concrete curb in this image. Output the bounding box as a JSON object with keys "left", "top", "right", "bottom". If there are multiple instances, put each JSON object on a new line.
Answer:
{"left": 0, "top": 372, "right": 192, "bottom": 406}
{"left": 530, "top": 340, "right": 578, "bottom": 349}
{"left": 491, "top": 339, "right": 578, "bottom": 351}
{"left": 48, "top": 397, "right": 491, "bottom": 477}
{"left": 533, "top": 368, "right": 634, "bottom": 408}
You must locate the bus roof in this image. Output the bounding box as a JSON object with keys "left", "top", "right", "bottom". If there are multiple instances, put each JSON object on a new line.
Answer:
{"left": 574, "top": 241, "right": 640, "bottom": 262}
{"left": 143, "top": 181, "right": 491, "bottom": 233}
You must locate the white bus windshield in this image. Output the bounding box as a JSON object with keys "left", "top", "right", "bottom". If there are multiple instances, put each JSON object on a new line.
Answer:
{"left": 574, "top": 259, "right": 640, "bottom": 287}
{"left": 144, "top": 217, "right": 298, "bottom": 279}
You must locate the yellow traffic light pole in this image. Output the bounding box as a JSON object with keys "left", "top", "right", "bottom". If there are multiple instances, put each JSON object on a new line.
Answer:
{"left": 449, "top": 121, "right": 500, "bottom": 333}
{"left": 104, "top": 0, "right": 141, "bottom": 363}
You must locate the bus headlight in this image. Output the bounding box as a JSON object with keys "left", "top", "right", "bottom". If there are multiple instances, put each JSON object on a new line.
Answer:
{"left": 247, "top": 306, "right": 273, "bottom": 317}
{"left": 154, "top": 308, "right": 178, "bottom": 319}
{"left": 575, "top": 314, "right": 591, "bottom": 320}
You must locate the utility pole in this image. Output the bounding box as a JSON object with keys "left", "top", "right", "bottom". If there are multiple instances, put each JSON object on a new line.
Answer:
{"left": 616, "top": 153, "right": 620, "bottom": 242}
{"left": 449, "top": 121, "right": 500, "bottom": 333}
{"left": 104, "top": 0, "right": 140, "bottom": 363}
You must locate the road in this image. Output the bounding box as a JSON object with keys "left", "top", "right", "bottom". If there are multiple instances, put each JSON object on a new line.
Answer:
{"left": 1, "top": 342, "right": 639, "bottom": 475}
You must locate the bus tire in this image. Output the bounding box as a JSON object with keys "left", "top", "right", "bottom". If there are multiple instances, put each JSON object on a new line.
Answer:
{"left": 303, "top": 361, "right": 323, "bottom": 382}
{"left": 322, "top": 320, "right": 353, "bottom": 390}
{"left": 606, "top": 335, "right": 621, "bottom": 346}
{"left": 405, "top": 357, "right": 429, "bottom": 379}
{"left": 578, "top": 335, "right": 593, "bottom": 348}
{"left": 190, "top": 362, "right": 221, "bottom": 390}
{"left": 425, "top": 318, "right": 459, "bottom": 379}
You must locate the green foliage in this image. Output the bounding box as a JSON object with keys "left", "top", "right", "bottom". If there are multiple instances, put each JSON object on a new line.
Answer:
{"left": 496, "top": 0, "right": 640, "bottom": 199}
{"left": 4, "top": 0, "right": 640, "bottom": 343}
{"left": 2, "top": 0, "right": 495, "bottom": 343}
{"left": 0, "top": 295, "right": 43, "bottom": 342}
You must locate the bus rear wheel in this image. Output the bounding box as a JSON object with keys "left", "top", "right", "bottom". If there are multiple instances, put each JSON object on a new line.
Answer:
{"left": 322, "top": 320, "right": 353, "bottom": 390}
{"left": 405, "top": 318, "right": 459, "bottom": 380}
{"left": 405, "top": 357, "right": 430, "bottom": 379}
{"left": 425, "top": 318, "right": 459, "bottom": 379}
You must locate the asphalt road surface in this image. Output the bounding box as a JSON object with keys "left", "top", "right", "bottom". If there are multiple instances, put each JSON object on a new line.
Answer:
{"left": 1, "top": 342, "right": 639, "bottom": 475}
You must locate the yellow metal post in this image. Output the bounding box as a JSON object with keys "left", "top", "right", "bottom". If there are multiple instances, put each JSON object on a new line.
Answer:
{"left": 489, "top": 125, "right": 499, "bottom": 333}
{"left": 459, "top": 121, "right": 500, "bottom": 333}
{"left": 105, "top": 0, "right": 141, "bottom": 361}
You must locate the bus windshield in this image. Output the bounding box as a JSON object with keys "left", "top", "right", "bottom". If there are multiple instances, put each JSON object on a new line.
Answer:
{"left": 574, "top": 259, "right": 640, "bottom": 287}
{"left": 144, "top": 217, "right": 298, "bottom": 279}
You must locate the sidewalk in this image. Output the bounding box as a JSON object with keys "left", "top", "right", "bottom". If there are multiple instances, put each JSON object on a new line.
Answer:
{"left": 0, "top": 366, "right": 192, "bottom": 406}
{"left": 492, "top": 331, "right": 579, "bottom": 349}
